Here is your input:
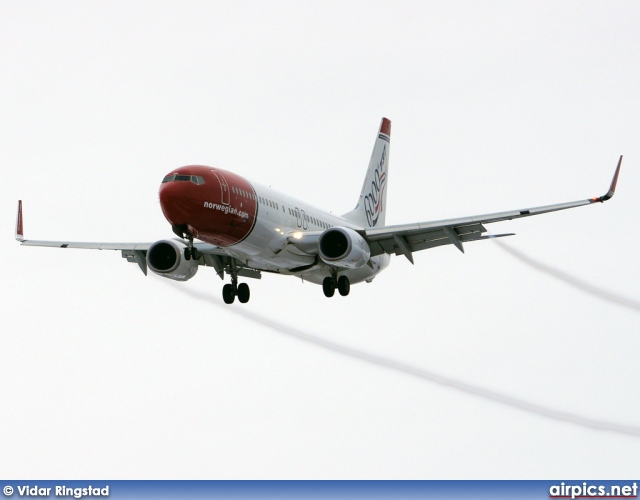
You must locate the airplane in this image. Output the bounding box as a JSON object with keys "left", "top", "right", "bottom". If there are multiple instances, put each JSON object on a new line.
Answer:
{"left": 15, "top": 118, "right": 622, "bottom": 304}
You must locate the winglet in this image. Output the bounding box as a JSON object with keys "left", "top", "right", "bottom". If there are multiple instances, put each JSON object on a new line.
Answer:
{"left": 591, "top": 155, "right": 622, "bottom": 203}
{"left": 15, "top": 200, "right": 24, "bottom": 242}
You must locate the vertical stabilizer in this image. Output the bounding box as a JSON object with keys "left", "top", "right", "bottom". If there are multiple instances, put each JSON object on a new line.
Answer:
{"left": 342, "top": 118, "right": 391, "bottom": 228}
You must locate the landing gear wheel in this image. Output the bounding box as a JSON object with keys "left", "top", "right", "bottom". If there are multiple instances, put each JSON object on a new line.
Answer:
{"left": 237, "top": 283, "right": 250, "bottom": 303}
{"left": 222, "top": 284, "right": 236, "bottom": 304}
{"left": 322, "top": 277, "right": 335, "bottom": 298}
{"left": 184, "top": 248, "right": 191, "bottom": 261}
{"left": 191, "top": 247, "right": 199, "bottom": 260}
{"left": 338, "top": 275, "right": 350, "bottom": 296}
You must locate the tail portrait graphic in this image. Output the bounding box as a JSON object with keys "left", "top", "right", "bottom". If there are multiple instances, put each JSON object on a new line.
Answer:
{"left": 343, "top": 117, "right": 391, "bottom": 228}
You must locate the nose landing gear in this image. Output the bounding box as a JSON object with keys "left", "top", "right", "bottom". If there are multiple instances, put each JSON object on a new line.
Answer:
{"left": 184, "top": 245, "right": 199, "bottom": 261}
{"left": 173, "top": 225, "right": 200, "bottom": 261}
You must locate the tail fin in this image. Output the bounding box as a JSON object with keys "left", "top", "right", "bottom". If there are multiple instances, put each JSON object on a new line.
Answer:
{"left": 342, "top": 117, "right": 391, "bottom": 228}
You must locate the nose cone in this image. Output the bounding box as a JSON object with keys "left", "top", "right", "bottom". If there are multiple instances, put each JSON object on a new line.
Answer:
{"left": 159, "top": 179, "right": 193, "bottom": 226}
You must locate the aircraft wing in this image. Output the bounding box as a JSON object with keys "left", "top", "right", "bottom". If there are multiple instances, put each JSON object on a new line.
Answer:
{"left": 364, "top": 156, "right": 622, "bottom": 263}
{"left": 16, "top": 236, "right": 226, "bottom": 255}
{"left": 17, "top": 239, "right": 154, "bottom": 251}
{"left": 15, "top": 200, "right": 233, "bottom": 276}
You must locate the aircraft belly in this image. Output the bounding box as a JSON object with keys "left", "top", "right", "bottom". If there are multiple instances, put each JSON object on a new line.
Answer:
{"left": 295, "top": 254, "right": 389, "bottom": 285}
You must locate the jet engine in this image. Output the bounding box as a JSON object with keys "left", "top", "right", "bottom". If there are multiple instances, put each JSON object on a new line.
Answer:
{"left": 318, "top": 227, "right": 371, "bottom": 269}
{"left": 147, "top": 239, "right": 199, "bottom": 281}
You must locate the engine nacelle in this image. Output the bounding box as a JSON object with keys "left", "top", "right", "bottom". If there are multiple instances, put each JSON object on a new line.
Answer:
{"left": 147, "top": 239, "right": 198, "bottom": 281}
{"left": 318, "top": 227, "right": 371, "bottom": 269}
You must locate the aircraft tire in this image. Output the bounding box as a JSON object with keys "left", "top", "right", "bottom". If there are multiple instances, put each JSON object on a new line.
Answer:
{"left": 222, "top": 284, "right": 236, "bottom": 304}
{"left": 338, "top": 275, "right": 350, "bottom": 296}
{"left": 237, "top": 283, "right": 250, "bottom": 303}
{"left": 322, "top": 277, "right": 335, "bottom": 298}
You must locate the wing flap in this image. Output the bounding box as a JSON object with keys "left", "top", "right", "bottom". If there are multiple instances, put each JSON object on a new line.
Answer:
{"left": 373, "top": 223, "right": 488, "bottom": 256}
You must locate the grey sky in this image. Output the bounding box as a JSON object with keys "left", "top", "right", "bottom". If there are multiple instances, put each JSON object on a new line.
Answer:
{"left": 1, "top": 1, "right": 639, "bottom": 478}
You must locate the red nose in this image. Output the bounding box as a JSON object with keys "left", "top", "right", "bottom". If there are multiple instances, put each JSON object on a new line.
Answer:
{"left": 159, "top": 181, "right": 193, "bottom": 226}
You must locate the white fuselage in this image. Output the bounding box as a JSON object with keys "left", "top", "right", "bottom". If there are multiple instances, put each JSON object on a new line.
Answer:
{"left": 227, "top": 181, "right": 390, "bottom": 285}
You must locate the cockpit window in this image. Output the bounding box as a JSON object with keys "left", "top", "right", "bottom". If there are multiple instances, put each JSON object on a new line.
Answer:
{"left": 162, "top": 174, "right": 205, "bottom": 185}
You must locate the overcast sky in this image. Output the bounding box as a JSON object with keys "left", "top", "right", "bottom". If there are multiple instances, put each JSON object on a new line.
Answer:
{"left": 2, "top": 1, "right": 639, "bottom": 479}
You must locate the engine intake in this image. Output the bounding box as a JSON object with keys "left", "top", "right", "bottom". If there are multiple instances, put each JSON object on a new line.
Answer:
{"left": 318, "top": 227, "right": 370, "bottom": 269}
{"left": 147, "top": 239, "right": 198, "bottom": 281}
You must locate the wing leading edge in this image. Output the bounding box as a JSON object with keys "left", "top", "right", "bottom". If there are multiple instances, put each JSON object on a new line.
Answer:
{"left": 365, "top": 156, "right": 623, "bottom": 263}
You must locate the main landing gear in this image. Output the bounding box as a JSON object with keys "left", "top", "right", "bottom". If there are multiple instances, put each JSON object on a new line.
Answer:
{"left": 222, "top": 282, "right": 250, "bottom": 304}
{"left": 222, "top": 261, "right": 250, "bottom": 304}
{"left": 322, "top": 273, "right": 350, "bottom": 298}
